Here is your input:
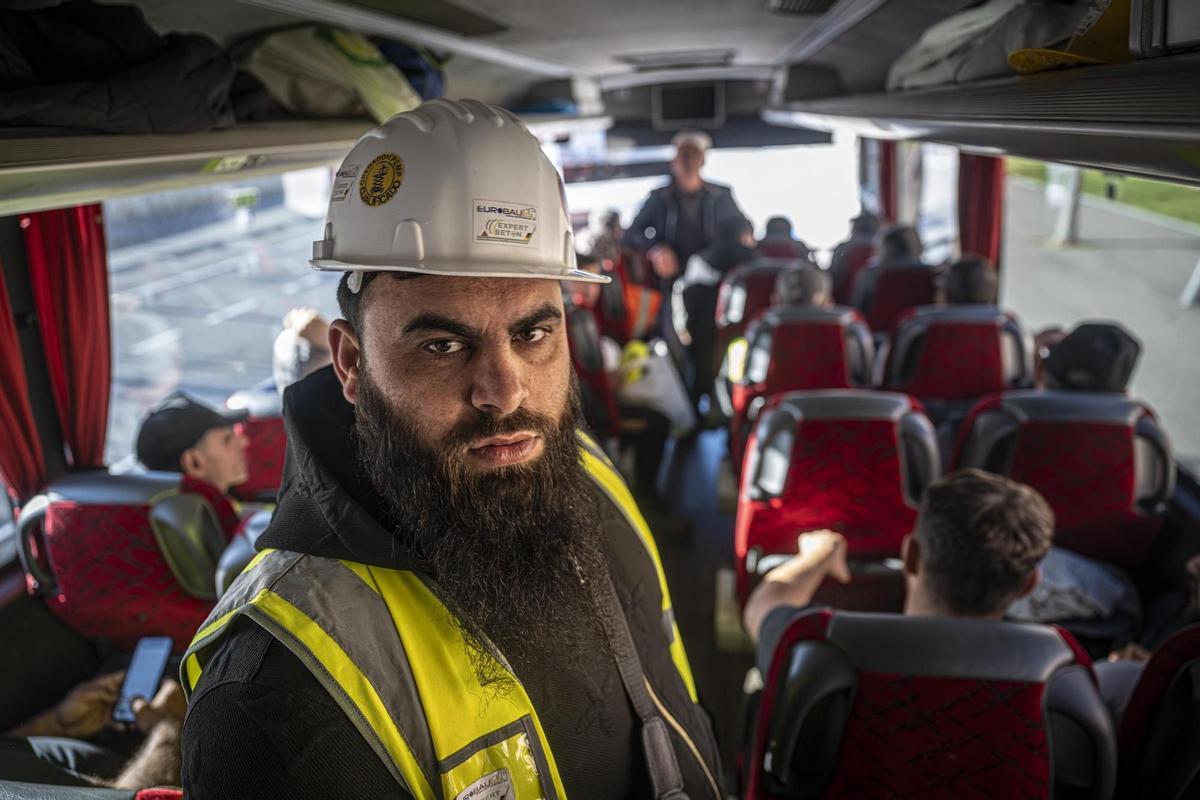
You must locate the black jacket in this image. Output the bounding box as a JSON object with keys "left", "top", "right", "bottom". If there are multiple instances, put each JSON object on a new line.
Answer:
{"left": 181, "top": 367, "right": 722, "bottom": 800}
{"left": 623, "top": 180, "right": 749, "bottom": 268}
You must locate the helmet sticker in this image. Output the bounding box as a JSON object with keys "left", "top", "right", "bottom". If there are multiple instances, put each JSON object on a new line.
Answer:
{"left": 359, "top": 153, "right": 405, "bottom": 207}
{"left": 474, "top": 199, "right": 538, "bottom": 245}
{"left": 331, "top": 163, "right": 359, "bottom": 203}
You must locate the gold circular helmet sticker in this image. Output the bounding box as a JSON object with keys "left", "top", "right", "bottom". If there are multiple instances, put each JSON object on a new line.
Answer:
{"left": 359, "top": 153, "right": 404, "bottom": 207}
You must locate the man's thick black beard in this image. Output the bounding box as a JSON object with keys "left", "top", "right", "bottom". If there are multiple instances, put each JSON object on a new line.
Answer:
{"left": 354, "top": 371, "right": 610, "bottom": 689}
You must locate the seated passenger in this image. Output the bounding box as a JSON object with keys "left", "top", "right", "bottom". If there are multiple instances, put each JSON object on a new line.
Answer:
{"left": 744, "top": 468, "right": 1138, "bottom": 715}
{"left": 758, "top": 215, "right": 810, "bottom": 260}
{"left": 850, "top": 223, "right": 926, "bottom": 311}
{"left": 135, "top": 392, "right": 249, "bottom": 537}
{"left": 1, "top": 671, "right": 185, "bottom": 789}
{"left": 829, "top": 211, "right": 879, "bottom": 303}
{"left": 940, "top": 255, "right": 998, "bottom": 305}
{"left": 1042, "top": 321, "right": 1141, "bottom": 393}
{"left": 272, "top": 307, "right": 333, "bottom": 396}
{"left": 773, "top": 263, "right": 833, "bottom": 309}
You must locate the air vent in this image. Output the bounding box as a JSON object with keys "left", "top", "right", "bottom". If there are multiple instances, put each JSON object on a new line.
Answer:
{"left": 616, "top": 49, "right": 736, "bottom": 71}
{"left": 769, "top": 0, "right": 838, "bottom": 14}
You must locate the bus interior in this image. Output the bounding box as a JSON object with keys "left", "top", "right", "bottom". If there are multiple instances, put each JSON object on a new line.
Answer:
{"left": 2, "top": 0, "right": 1200, "bottom": 797}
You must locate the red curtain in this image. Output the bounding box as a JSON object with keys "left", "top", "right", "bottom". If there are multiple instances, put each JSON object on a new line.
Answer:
{"left": 0, "top": 266, "right": 45, "bottom": 499}
{"left": 957, "top": 153, "right": 1006, "bottom": 266}
{"left": 879, "top": 140, "right": 898, "bottom": 224}
{"left": 22, "top": 205, "right": 111, "bottom": 469}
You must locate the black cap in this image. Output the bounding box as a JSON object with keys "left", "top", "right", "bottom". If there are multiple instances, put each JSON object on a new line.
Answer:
{"left": 1043, "top": 322, "right": 1141, "bottom": 393}
{"left": 135, "top": 392, "right": 248, "bottom": 472}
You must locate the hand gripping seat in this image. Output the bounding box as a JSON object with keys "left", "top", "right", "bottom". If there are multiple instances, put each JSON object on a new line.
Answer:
{"left": 879, "top": 306, "right": 1031, "bottom": 402}
{"left": 729, "top": 307, "right": 875, "bottom": 475}
{"left": 746, "top": 609, "right": 1116, "bottom": 799}
{"left": 954, "top": 390, "right": 1175, "bottom": 567}
{"left": 16, "top": 472, "right": 248, "bottom": 650}
{"left": 861, "top": 264, "right": 939, "bottom": 337}
{"left": 734, "top": 391, "right": 940, "bottom": 604}
{"left": 1116, "top": 625, "right": 1200, "bottom": 798}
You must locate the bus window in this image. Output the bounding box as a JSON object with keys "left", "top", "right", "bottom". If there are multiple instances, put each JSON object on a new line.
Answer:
{"left": 103, "top": 170, "right": 339, "bottom": 467}
{"left": 1002, "top": 158, "right": 1200, "bottom": 475}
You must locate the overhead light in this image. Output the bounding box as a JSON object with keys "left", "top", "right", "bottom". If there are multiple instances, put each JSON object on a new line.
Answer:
{"left": 617, "top": 49, "right": 736, "bottom": 71}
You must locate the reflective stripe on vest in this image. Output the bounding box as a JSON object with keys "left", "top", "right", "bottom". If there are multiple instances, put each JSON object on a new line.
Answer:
{"left": 182, "top": 436, "right": 697, "bottom": 797}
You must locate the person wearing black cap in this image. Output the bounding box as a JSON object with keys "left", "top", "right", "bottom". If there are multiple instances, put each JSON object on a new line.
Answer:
{"left": 136, "top": 392, "right": 250, "bottom": 536}
{"left": 1042, "top": 322, "right": 1141, "bottom": 393}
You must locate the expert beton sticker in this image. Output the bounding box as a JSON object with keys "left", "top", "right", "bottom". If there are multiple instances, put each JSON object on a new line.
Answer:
{"left": 474, "top": 200, "right": 537, "bottom": 245}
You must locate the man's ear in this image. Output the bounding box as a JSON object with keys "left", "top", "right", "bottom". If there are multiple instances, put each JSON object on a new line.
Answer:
{"left": 1017, "top": 567, "right": 1041, "bottom": 599}
{"left": 180, "top": 447, "right": 204, "bottom": 480}
{"left": 329, "top": 319, "right": 362, "bottom": 405}
{"left": 901, "top": 533, "right": 920, "bottom": 577}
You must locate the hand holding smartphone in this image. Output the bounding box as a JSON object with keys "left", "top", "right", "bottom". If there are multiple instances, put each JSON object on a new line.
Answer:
{"left": 112, "top": 636, "right": 173, "bottom": 725}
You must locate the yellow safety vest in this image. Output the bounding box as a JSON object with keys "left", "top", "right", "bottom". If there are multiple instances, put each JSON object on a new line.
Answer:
{"left": 181, "top": 432, "right": 702, "bottom": 800}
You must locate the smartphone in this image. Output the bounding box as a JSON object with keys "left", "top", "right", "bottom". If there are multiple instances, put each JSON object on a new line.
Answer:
{"left": 113, "top": 636, "right": 173, "bottom": 724}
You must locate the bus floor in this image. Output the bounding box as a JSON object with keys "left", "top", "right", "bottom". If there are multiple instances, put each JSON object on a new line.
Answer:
{"left": 649, "top": 428, "right": 753, "bottom": 780}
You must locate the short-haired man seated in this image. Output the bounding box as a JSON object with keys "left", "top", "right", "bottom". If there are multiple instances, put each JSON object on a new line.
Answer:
{"left": 744, "top": 468, "right": 1139, "bottom": 716}
{"left": 744, "top": 468, "right": 1053, "bottom": 659}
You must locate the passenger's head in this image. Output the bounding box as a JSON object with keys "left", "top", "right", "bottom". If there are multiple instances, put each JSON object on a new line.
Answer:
{"left": 670, "top": 128, "right": 711, "bottom": 189}
{"left": 601, "top": 209, "right": 622, "bottom": 235}
{"left": 135, "top": 392, "right": 249, "bottom": 493}
{"left": 764, "top": 216, "right": 794, "bottom": 239}
{"left": 902, "top": 469, "right": 1054, "bottom": 619}
{"left": 942, "top": 256, "right": 998, "bottom": 305}
{"left": 718, "top": 216, "right": 756, "bottom": 249}
{"left": 1042, "top": 322, "right": 1141, "bottom": 393}
{"left": 773, "top": 265, "right": 832, "bottom": 308}
{"left": 877, "top": 224, "right": 922, "bottom": 263}
{"left": 850, "top": 211, "right": 879, "bottom": 239}
{"left": 273, "top": 307, "right": 333, "bottom": 396}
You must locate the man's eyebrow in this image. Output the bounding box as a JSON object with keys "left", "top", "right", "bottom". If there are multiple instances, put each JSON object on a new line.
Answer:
{"left": 508, "top": 304, "right": 562, "bottom": 337}
{"left": 402, "top": 313, "right": 480, "bottom": 339}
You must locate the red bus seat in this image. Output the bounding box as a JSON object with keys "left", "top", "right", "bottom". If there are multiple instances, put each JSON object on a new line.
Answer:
{"left": 1117, "top": 624, "right": 1200, "bottom": 798}
{"left": 954, "top": 390, "right": 1174, "bottom": 567}
{"left": 230, "top": 416, "right": 287, "bottom": 502}
{"left": 715, "top": 259, "right": 803, "bottom": 362}
{"left": 567, "top": 305, "right": 621, "bottom": 439}
{"left": 880, "top": 306, "right": 1030, "bottom": 401}
{"left": 859, "top": 264, "right": 940, "bottom": 337}
{"left": 734, "top": 391, "right": 939, "bottom": 603}
{"left": 746, "top": 609, "right": 1115, "bottom": 799}
{"left": 15, "top": 472, "right": 243, "bottom": 651}
{"left": 729, "top": 307, "right": 874, "bottom": 475}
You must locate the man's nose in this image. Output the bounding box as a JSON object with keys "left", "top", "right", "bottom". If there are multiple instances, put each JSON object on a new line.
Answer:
{"left": 469, "top": 345, "right": 528, "bottom": 416}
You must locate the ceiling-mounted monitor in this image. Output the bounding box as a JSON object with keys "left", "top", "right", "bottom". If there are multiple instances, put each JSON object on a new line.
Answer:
{"left": 652, "top": 82, "right": 725, "bottom": 131}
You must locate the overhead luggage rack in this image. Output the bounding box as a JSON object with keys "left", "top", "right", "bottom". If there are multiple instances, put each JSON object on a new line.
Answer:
{"left": 0, "top": 120, "right": 369, "bottom": 216}
{"left": 766, "top": 53, "right": 1200, "bottom": 184}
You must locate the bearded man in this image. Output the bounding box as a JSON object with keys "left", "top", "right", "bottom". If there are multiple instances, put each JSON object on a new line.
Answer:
{"left": 179, "top": 99, "right": 722, "bottom": 800}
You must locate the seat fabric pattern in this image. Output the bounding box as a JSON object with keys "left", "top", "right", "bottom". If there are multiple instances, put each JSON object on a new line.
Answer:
{"left": 896, "top": 323, "right": 1006, "bottom": 400}
{"left": 865, "top": 267, "right": 938, "bottom": 336}
{"left": 824, "top": 672, "right": 1048, "bottom": 798}
{"left": 42, "top": 501, "right": 213, "bottom": 650}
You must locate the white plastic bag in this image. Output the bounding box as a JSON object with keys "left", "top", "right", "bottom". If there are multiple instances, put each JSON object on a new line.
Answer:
{"left": 616, "top": 340, "right": 697, "bottom": 438}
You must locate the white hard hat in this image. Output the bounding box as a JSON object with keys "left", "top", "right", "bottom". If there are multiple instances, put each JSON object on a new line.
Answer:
{"left": 311, "top": 98, "right": 607, "bottom": 288}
